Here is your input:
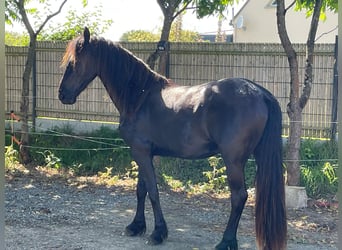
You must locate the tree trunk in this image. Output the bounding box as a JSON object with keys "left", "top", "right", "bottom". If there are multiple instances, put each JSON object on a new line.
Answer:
{"left": 277, "top": 1, "right": 301, "bottom": 185}
{"left": 286, "top": 104, "right": 302, "bottom": 185}
{"left": 15, "top": 0, "right": 68, "bottom": 164}
{"left": 158, "top": 19, "right": 172, "bottom": 76}
{"left": 276, "top": 0, "right": 323, "bottom": 186}
{"left": 19, "top": 38, "right": 36, "bottom": 164}
{"left": 147, "top": 14, "right": 173, "bottom": 75}
{"left": 147, "top": 0, "right": 175, "bottom": 75}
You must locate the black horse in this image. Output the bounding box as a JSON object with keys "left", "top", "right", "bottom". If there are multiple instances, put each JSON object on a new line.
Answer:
{"left": 58, "top": 27, "right": 286, "bottom": 250}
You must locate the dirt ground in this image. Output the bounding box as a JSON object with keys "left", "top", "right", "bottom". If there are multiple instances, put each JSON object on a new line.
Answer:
{"left": 5, "top": 164, "right": 338, "bottom": 250}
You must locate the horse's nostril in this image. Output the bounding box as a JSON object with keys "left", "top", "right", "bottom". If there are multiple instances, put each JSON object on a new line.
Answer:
{"left": 58, "top": 92, "right": 64, "bottom": 100}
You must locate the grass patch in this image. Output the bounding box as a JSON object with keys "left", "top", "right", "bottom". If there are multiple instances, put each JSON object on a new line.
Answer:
{"left": 5, "top": 125, "right": 338, "bottom": 198}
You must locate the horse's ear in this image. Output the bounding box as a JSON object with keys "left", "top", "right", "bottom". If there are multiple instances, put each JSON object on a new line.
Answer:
{"left": 83, "top": 27, "right": 90, "bottom": 45}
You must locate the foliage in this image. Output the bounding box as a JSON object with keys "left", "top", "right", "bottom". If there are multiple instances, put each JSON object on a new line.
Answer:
{"left": 120, "top": 30, "right": 160, "bottom": 42}
{"left": 120, "top": 28, "right": 202, "bottom": 42}
{"left": 38, "top": 150, "right": 62, "bottom": 169}
{"left": 5, "top": 31, "right": 30, "bottom": 46}
{"left": 203, "top": 156, "right": 227, "bottom": 190}
{"left": 97, "top": 166, "right": 120, "bottom": 186}
{"left": 5, "top": 0, "right": 20, "bottom": 25}
{"left": 156, "top": 0, "right": 236, "bottom": 19}
{"left": 125, "top": 161, "right": 139, "bottom": 180}
{"left": 5, "top": 145, "right": 19, "bottom": 168}
{"left": 5, "top": 0, "right": 69, "bottom": 32}
{"left": 244, "top": 158, "right": 257, "bottom": 188}
{"left": 39, "top": 7, "right": 113, "bottom": 41}
{"left": 300, "top": 139, "right": 338, "bottom": 162}
{"left": 300, "top": 163, "right": 338, "bottom": 198}
{"left": 169, "top": 28, "right": 202, "bottom": 42}
{"left": 299, "top": 139, "right": 338, "bottom": 198}
{"left": 294, "top": 0, "right": 338, "bottom": 17}
{"left": 5, "top": 0, "right": 88, "bottom": 25}
{"left": 191, "top": 0, "right": 236, "bottom": 18}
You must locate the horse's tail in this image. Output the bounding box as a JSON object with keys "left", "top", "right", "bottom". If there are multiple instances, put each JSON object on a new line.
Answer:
{"left": 253, "top": 89, "right": 287, "bottom": 250}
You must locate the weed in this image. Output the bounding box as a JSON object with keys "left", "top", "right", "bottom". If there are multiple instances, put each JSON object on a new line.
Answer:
{"left": 98, "top": 166, "right": 113, "bottom": 178}
{"left": 203, "top": 156, "right": 227, "bottom": 191}
{"left": 300, "top": 162, "right": 338, "bottom": 198}
{"left": 125, "top": 161, "right": 139, "bottom": 180}
{"left": 97, "top": 166, "right": 120, "bottom": 186}
{"left": 5, "top": 145, "right": 19, "bottom": 168}
{"left": 38, "top": 150, "right": 62, "bottom": 169}
{"left": 322, "top": 162, "right": 338, "bottom": 184}
{"left": 299, "top": 139, "right": 338, "bottom": 198}
{"left": 162, "top": 174, "right": 185, "bottom": 190}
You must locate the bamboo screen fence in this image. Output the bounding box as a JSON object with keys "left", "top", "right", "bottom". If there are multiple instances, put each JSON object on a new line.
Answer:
{"left": 5, "top": 41, "right": 336, "bottom": 138}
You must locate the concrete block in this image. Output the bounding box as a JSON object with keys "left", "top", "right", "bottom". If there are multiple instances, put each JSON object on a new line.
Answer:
{"left": 285, "top": 185, "right": 307, "bottom": 208}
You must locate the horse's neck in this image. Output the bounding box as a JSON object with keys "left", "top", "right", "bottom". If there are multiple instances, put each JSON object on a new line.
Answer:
{"left": 99, "top": 75, "right": 126, "bottom": 114}
{"left": 99, "top": 61, "right": 160, "bottom": 116}
{"left": 96, "top": 43, "right": 167, "bottom": 115}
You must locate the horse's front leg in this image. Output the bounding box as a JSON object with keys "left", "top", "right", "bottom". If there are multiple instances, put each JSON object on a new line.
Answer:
{"left": 125, "top": 176, "right": 147, "bottom": 236}
{"left": 128, "top": 149, "right": 168, "bottom": 245}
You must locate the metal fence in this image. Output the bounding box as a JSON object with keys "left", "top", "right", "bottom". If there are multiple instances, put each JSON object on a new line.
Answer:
{"left": 5, "top": 41, "right": 337, "bottom": 138}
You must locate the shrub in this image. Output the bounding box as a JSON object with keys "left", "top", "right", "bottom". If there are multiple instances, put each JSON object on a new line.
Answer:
{"left": 299, "top": 139, "right": 338, "bottom": 198}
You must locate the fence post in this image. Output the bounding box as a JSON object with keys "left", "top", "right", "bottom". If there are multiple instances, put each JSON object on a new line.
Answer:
{"left": 165, "top": 41, "right": 170, "bottom": 78}
{"left": 32, "top": 49, "right": 37, "bottom": 132}
{"left": 331, "top": 35, "right": 338, "bottom": 140}
{"left": 0, "top": 1, "right": 5, "bottom": 245}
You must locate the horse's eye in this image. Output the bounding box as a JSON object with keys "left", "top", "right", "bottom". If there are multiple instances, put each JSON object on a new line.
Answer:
{"left": 76, "top": 41, "right": 84, "bottom": 53}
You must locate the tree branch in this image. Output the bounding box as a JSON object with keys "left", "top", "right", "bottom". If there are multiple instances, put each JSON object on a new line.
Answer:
{"left": 36, "top": 0, "right": 68, "bottom": 35}
{"left": 173, "top": 1, "right": 191, "bottom": 20}
{"left": 15, "top": 0, "right": 68, "bottom": 37}
{"left": 299, "top": 0, "right": 323, "bottom": 109}
{"left": 284, "top": 0, "right": 296, "bottom": 14}
{"left": 15, "top": 0, "right": 35, "bottom": 37}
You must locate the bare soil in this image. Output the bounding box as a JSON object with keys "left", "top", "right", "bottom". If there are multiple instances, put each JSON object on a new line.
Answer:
{"left": 5, "top": 164, "right": 338, "bottom": 250}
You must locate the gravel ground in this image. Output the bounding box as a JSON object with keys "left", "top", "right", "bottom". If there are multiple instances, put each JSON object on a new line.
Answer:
{"left": 5, "top": 164, "right": 338, "bottom": 250}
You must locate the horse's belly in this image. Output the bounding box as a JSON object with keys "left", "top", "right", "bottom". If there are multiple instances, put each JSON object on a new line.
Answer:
{"left": 152, "top": 132, "right": 218, "bottom": 159}
{"left": 153, "top": 145, "right": 218, "bottom": 159}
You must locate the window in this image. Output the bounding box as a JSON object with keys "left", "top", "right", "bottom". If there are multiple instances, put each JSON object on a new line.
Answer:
{"left": 266, "top": 0, "right": 277, "bottom": 8}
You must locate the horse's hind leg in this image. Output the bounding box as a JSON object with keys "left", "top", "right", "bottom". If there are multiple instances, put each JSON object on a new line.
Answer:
{"left": 216, "top": 156, "right": 247, "bottom": 250}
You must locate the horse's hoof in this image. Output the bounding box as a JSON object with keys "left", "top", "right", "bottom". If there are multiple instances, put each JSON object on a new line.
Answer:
{"left": 215, "top": 239, "right": 238, "bottom": 250}
{"left": 125, "top": 221, "right": 146, "bottom": 236}
{"left": 146, "top": 225, "right": 168, "bottom": 245}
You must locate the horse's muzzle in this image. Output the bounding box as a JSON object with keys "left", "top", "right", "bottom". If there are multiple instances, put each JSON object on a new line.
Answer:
{"left": 58, "top": 90, "right": 76, "bottom": 105}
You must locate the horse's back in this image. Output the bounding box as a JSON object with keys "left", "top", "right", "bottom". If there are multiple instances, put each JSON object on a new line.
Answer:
{"left": 161, "top": 77, "right": 266, "bottom": 111}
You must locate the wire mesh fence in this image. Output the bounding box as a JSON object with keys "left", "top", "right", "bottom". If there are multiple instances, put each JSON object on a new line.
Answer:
{"left": 5, "top": 41, "right": 337, "bottom": 139}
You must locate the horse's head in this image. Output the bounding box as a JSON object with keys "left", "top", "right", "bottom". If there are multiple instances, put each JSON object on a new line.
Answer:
{"left": 58, "top": 27, "right": 97, "bottom": 104}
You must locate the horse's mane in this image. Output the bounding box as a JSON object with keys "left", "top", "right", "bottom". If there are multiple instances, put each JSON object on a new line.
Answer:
{"left": 61, "top": 38, "right": 78, "bottom": 67}
{"left": 62, "top": 35, "right": 171, "bottom": 86}
{"left": 62, "top": 35, "right": 172, "bottom": 112}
